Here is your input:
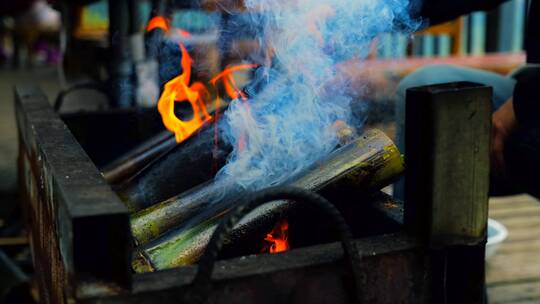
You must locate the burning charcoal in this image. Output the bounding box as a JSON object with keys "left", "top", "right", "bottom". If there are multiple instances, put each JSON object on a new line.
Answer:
{"left": 261, "top": 219, "right": 290, "bottom": 253}
{"left": 116, "top": 126, "right": 231, "bottom": 212}
{"left": 132, "top": 129, "right": 404, "bottom": 272}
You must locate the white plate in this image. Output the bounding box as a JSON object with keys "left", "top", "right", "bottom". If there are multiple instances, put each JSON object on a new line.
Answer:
{"left": 486, "top": 218, "right": 508, "bottom": 260}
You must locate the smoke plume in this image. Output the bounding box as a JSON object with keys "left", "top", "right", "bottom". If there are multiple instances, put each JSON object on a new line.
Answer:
{"left": 216, "top": 0, "right": 418, "bottom": 191}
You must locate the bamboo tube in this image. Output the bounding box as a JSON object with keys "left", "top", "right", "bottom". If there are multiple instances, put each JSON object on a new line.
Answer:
{"left": 130, "top": 120, "right": 358, "bottom": 245}
{"left": 101, "top": 130, "right": 176, "bottom": 185}
{"left": 112, "top": 100, "right": 231, "bottom": 211}
{"left": 132, "top": 129, "right": 404, "bottom": 272}
{"left": 115, "top": 125, "right": 231, "bottom": 212}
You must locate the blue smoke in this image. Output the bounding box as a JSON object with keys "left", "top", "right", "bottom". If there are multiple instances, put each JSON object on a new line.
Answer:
{"left": 216, "top": 0, "right": 418, "bottom": 191}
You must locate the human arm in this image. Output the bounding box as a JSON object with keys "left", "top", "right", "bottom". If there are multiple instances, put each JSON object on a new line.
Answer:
{"left": 513, "top": 67, "right": 540, "bottom": 128}
{"left": 491, "top": 67, "right": 540, "bottom": 175}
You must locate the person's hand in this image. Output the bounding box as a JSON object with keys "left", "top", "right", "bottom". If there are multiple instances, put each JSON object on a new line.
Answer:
{"left": 491, "top": 99, "right": 518, "bottom": 176}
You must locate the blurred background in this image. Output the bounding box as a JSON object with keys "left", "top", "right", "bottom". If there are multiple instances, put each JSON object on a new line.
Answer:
{"left": 0, "top": 0, "right": 538, "bottom": 303}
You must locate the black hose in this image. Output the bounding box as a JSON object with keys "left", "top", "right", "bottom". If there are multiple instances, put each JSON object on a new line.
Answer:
{"left": 187, "top": 186, "right": 362, "bottom": 304}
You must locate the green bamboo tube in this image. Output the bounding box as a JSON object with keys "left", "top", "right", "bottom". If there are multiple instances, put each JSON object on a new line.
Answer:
{"left": 132, "top": 129, "right": 404, "bottom": 272}
{"left": 130, "top": 122, "right": 358, "bottom": 246}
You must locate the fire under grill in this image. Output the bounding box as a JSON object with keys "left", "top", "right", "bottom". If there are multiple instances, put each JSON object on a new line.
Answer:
{"left": 16, "top": 81, "right": 491, "bottom": 304}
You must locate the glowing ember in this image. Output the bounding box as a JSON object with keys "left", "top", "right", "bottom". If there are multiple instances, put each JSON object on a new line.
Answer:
{"left": 146, "top": 16, "right": 170, "bottom": 32}
{"left": 263, "top": 219, "right": 290, "bottom": 253}
{"left": 157, "top": 43, "right": 212, "bottom": 143}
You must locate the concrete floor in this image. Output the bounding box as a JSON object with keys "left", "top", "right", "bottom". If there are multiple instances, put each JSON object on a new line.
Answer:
{"left": 0, "top": 67, "right": 60, "bottom": 194}
{"left": 0, "top": 66, "right": 106, "bottom": 195}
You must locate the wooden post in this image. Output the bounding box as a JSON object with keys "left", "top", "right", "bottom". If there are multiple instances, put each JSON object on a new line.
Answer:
{"left": 405, "top": 81, "right": 491, "bottom": 246}
{"left": 404, "top": 82, "right": 491, "bottom": 303}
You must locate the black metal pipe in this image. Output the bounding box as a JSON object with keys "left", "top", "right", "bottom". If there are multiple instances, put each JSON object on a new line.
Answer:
{"left": 108, "top": 0, "right": 134, "bottom": 107}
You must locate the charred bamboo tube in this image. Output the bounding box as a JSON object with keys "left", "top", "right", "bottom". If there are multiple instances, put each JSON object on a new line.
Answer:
{"left": 116, "top": 125, "right": 231, "bottom": 212}
{"left": 115, "top": 101, "right": 230, "bottom": 212}
{"left": 132, "top": 129, "right": 404, "bottom": 272}
{"left": 130, "top": 120, "right": 358, "bottom": 245}
{"left": 101, "top": 130, "right": 176, "bottom": 184}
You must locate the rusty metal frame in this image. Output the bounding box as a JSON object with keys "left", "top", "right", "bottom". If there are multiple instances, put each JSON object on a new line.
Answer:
{"left": 80, "top": 233, "right": 428, "bottom": 304}
{"left": 16, "top": 85, "right": 132, "bottom": 302}
{"left": 15, "top": 82, "right": 491, "bottom": 303}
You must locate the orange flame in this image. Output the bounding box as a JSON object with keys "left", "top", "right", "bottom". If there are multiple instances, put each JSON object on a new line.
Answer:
{"left": 210, "top": 64, "right": 258, "bottom": 100}
{"left": 263, "top": 220, "right": 290, "bottom": 253}
{"left": 157, "top": 43, "right": 212, "bottom": 143}
{"left": 176, "top": 29, "right": 192, "bottom": 38}
{"left": 146, "top": 16, "right": 170, "bottom": 32}
{"left": 210, "top": 64, "right": 257, "bottom": 151}
{"left": 150, "top": 12, "right": 257, "bottom": 145}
